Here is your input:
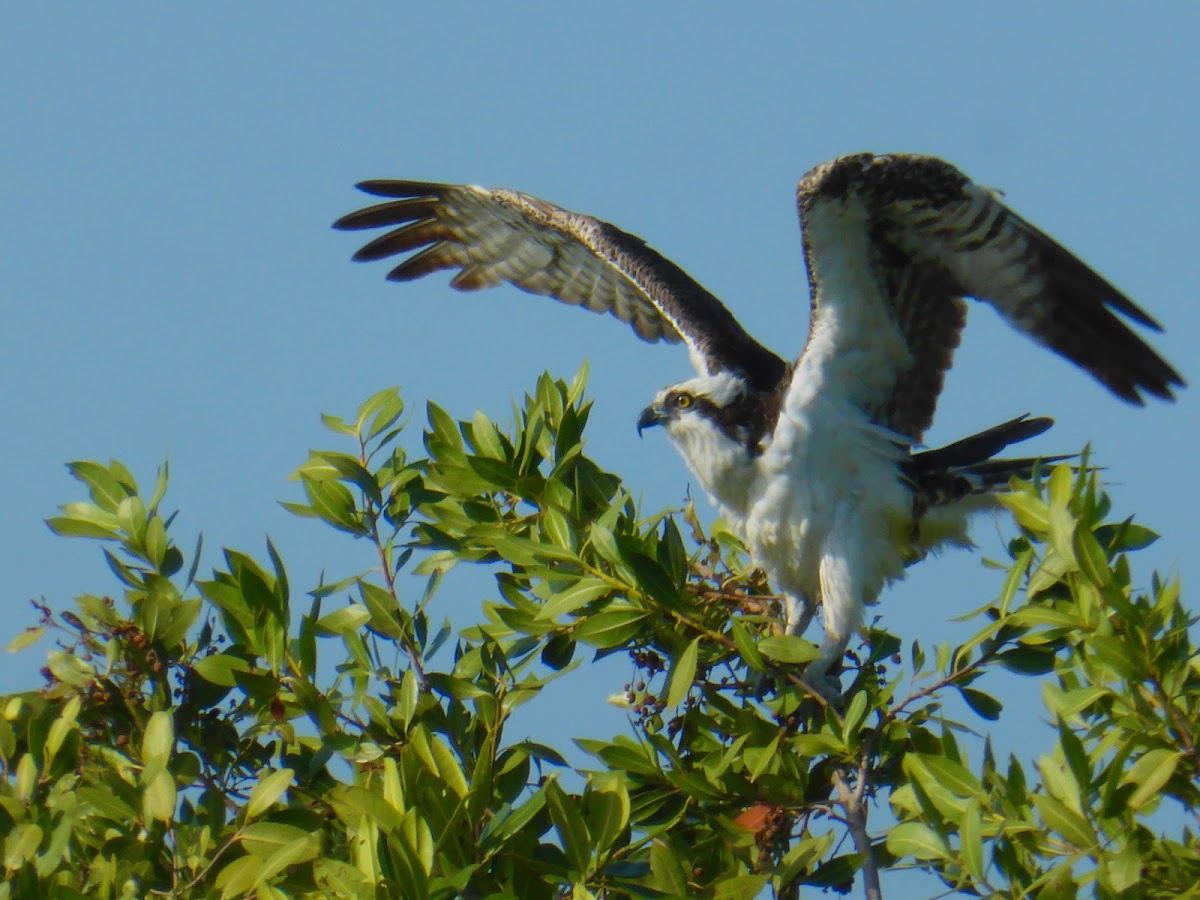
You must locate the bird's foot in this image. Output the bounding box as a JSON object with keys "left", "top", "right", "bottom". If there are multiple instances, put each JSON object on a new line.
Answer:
{"left": 800, "top": 671, "right": 845, "bottom": 705}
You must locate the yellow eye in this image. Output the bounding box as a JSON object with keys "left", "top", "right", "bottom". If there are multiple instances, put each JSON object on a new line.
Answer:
{"left": 674, "top": 393, "right": 692, "bottom": 409}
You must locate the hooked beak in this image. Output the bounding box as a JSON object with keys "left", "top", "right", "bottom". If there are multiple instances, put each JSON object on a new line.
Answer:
{"left": 636, "top": 404, "right": 667, "bottom": 438}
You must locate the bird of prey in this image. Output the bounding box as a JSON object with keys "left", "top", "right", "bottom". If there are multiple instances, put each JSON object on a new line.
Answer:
{"left": 334, "top": 152, "right": 1182, "bottom": 697}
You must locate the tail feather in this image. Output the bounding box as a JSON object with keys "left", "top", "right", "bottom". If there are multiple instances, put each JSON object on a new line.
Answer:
{"left": 908, "top": 413, "right": 1053, "bottom": 472}
{"left": 903, "top": 413, "right": 1067, "bottom": 509}
{"left": 951, "top": 453, "right": 1073, "bottom": 490}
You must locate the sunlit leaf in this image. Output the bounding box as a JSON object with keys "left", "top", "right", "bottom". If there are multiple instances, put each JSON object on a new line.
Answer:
{"left": 1124, "top": 748, "right": 1182, "bottom": 811}
{"left": 887, "top": 822, "right": 949, "bottom": 860}
{"left": 245, "top": 768, "right": 295, "bottom": 820}
{"left": 665, "top": 637, "right": 700, "bottom": 708}
{"left": 757, "top": 635, "right": 819, "bottom": 664}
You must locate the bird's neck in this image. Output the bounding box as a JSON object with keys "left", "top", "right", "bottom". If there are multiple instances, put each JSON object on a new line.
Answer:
{"left": 667, "top": 422, "right": 757, "bottom": 515}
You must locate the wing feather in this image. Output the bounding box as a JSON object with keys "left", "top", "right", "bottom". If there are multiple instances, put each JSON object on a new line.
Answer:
{"left": 335, "top": 180, "right": 786, "bottom": 389}
{"left": 794, "top": 153, "right": 1182, "bottom": 439}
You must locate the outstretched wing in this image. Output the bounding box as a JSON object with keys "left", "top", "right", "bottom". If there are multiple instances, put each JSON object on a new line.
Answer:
{"left": 334, "top": 181, "right": 787, "bottom": 391}
{"left": 794, "top": 153, "right": 1183, "bottom": 441}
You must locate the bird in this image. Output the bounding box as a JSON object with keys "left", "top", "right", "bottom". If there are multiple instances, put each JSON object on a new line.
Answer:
{"left": 333, "top": 152, "right": 1182, "bottom": 697}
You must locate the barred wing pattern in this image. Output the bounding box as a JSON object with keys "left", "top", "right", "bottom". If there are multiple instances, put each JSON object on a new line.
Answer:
{"left": 334, "top": 181, "right": 786, "bottom": 392}
{"left": 796, "top": 153, "right": 1183, "bottom": 441}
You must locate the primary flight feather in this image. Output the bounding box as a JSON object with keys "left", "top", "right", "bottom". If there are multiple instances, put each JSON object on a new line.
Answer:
{"left": 335, "top": 152, "right": 1182, "bottom": 697}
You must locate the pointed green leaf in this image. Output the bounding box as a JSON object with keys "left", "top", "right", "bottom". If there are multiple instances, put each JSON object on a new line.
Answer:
{"left": 1124, "top": 749, "right": 1181, "bottom": 811}
{"left": 665, "top": 637, "right": 700, "bottom": 708}
{"left": 141, "top": 711, "right": 174, "bottom": 777}
{"left": 887, "top": 821, "right": 950, "bottom": 860}
{"left": 245, "top": 768, "right": 295, "bottom": 820}
{"left": 142, "top": 769, "right": 176, "bottom": 822}
{"left": 959, "top": 800, "right": 984, "bottom": 881}
{"left": 586, "top": 775, "right": 630, "bottom": 856}
{"left": 192, "top": 652, "right": 253, "bottom": 687}
{"left": 6, "top": 627, "right": 46, "bottom": 653}
{"left": 1033, "top": 794, "right": 1095, "bottom": 849}
{"left": 537, "top": 578, "right": 611, "bottom": 621}
{"left": 757, "top": 635, "right": 820, "bottom": 664}
{"left": 546, "top": 777, "right": 591, "bottom": 875}
{"left": 314, "top": 603, "right": 372, "bottom": 636}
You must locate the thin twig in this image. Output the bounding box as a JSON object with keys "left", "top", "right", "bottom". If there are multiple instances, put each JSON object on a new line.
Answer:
{"left": 833, "top": 767, "right": 882, "bottom": 900}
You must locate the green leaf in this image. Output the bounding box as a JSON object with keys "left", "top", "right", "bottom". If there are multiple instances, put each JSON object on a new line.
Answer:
{"left": 887, "top": 821, "right": 949, "bottom": 860}
{"left": 1000, "top": 490, "right": 1050, "bottom": 532}
{"left": 216, "top": 856, "right": 261, "bottom": 899}
{"left": 537, "top": 578, "right": 611, "bottom": 621}
{"left": 1033, "top": 794, "right": 1095, "bottom": 849}
{"left": 482, "top": 784, "right": 550, "bottom": 847}
{"left": 245, "top": 768, "right": 295, "bottom": 820}
{"left": 5, "top": 627, "right": 45, "bottom": 653}
{"left": 841, "top": 691, "right": 869, "bottom": 746}
{"left": 426, "top": 401, "right": 463, "bottom": 453}
{"left": 192, "top": 652, "right": 253, "bottom": 687}
{"left": 1097, "top": 520, "right": 1159, "bottom": 552}
{"left": 546, "top": 777, "right": 591, "bottom": 875}
{"left": 573, "top": 608, "right": 647, "bottom": 649}
{"left": 359, "top": 580, "right": 405, "bottom": 639}
{"left": 730, "top": 619, "right": 767, "bottom": 671}
{"left": 321, "top": 411, "right": 356, "bottom": 436}
{"left": 959, "top": 800, "right": 984, "bottom": 882}
{"left": 468, "top": 409, "right": 507, "bottom": 459}
{"left": 142, "top": 769, "right": 176, "bottom": 823}
{"left": 1073, "top": 525, "right": 1112, "bottom": 588}
{"left": 586, "top": 775, "right": 630, "bottom": 856}
{"left": 541, "top": 505, "right": 576, "bottom": 550}
{"left": 714, "top": 874, "right": 771, "bottom": 898}
{"left": 409, "top": 728, "right": 469, "bottom": 800}
{"left": 357, "top": 386, "right": 405, "bottom": 441}
{"left": 240, "top": 822, "right": 312, "bottom": 858}
{"left": 1124, "top": 748, "right": 1181, "bottom": 811}
{"left": 649, "top": 839, "right": 690, "bottom": 896}
{"left": 1047, "top": 462, "right": 1073, "bottom": 508}
{"left": 314, "top": 603, "right": 372, "bottom": 636}
{"left": 957, "top": 686, "right": 1002, "bottom": 721}
{"left": 396, "top": 666, "right": 420, "bottom": 729}
{"left": 143, "top": 516, "right": 169, "bottom": 568}
{"left": 3, "top": 823, "right": 43, "bottom": 871}
{"left": 67, "top": 460, "right": 132, "bottom": 511}
{"left": 258, "top": 832, "right": 321, "bottom": 883}
{"left": 1087, "top": 635, "right": 1143, "bottom": 681}
{"left": 1107, "top": 841, "right": 1143, "bottom": 894}
{"left": 665, "top": 637, "right": 700, "bottom": 708}
{"left": 301, "top": 474, "right": 363, "bottom": 535}
{"left": 625, "top": 551, "right": 680, "bottom": 609}
{"left": 141, "top": 710, "right": 174, "bottom": 777}
{"left": 757, "top": 635, "right": 820, "bottom": 664}
{"left": 541, "top": 633, "right": 576, "bottom": 671}
{"left": 312, "top": 452, "right": 382, "bottom": 506}
{"left": 47, "top": 502, "right": 122, "bottom": 539}
{"left": 746, "top": 733, "right": 781, "bottom": 782}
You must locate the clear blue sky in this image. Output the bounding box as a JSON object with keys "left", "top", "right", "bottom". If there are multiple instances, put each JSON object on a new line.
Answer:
{"left": 3, "top": 7, "right": 1197, "bottom": 896}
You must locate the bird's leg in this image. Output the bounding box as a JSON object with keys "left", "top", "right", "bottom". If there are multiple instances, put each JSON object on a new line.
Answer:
{"left": 803, "top": 515, "right": 868, "bottom": 702}
{"left": 783, "top": 592, "right": 816, "bottom": 638}
{"left": 800, "top": 630, "right": 852, "bottom": 702}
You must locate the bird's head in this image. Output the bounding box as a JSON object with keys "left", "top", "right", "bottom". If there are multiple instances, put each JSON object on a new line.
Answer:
{"left": 637, "top": 373, "right": 740, "bottom": 434}
{"left": 636, "top": 372, "right": 762, "bottom": 509}
{"left": 637, "top": 372, "right": 765, "bottom": 446}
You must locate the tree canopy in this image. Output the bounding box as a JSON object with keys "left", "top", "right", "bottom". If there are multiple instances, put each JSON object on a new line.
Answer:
{"left": 1, "top": 370, "right": 1196, "bottom": 899}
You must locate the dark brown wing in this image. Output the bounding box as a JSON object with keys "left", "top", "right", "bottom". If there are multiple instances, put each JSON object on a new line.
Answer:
{"left": 335, "top": 181, "right": 787, "bottom": 391}
{"left": 794, "top": 153, "right": 1182, "bottom": 441}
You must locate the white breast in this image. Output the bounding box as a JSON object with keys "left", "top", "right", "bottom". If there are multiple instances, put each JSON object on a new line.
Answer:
{"left": 743, "top": 393, "right": 912, "bottom": 606}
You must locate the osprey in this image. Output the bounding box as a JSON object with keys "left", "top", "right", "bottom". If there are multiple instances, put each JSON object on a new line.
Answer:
{"left": 334, "top": 152, "right": 1182, "bottom": 696}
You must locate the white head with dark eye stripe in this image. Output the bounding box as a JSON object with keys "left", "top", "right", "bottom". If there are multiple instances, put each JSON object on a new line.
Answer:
{"left": 637, "top": 372, "right": 765, "bottom": 510}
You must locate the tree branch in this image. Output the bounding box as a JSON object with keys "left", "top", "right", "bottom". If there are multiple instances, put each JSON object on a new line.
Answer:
{"left": 833, "top": 767, "right": 882, "bottom": 900}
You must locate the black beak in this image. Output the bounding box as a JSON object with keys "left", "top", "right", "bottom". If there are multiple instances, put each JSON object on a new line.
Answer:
{"left": 637, "top": 404, "right": 667, "bottom": 438}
